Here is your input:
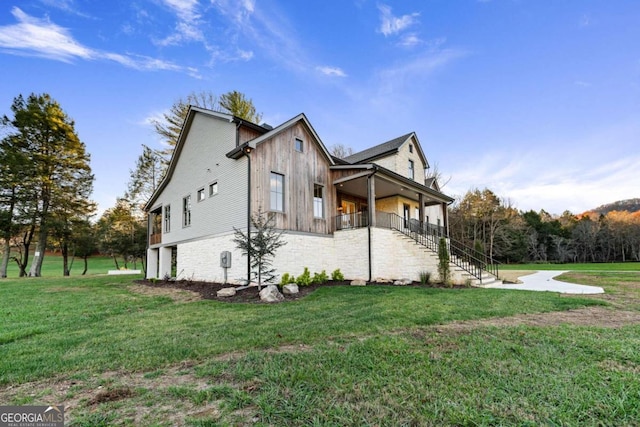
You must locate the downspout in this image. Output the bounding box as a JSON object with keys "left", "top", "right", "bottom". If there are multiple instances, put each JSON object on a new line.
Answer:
{"left": 237, "top": 120, "right": 252, "bottom": 284}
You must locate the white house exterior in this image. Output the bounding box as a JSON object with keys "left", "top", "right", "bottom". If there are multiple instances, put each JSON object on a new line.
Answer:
{"left": 145, "top": 106, "right": 496, "bottom": 285}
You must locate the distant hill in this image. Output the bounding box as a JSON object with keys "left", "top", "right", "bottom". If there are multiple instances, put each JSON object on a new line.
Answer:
{"left": 588, "top": 198, "right": 640, "bottom": 215}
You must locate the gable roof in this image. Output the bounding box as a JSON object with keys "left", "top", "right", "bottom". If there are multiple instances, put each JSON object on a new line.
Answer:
{"left": 144, "top": 106, "right": 269, "bottom": 211}
{"left": 343, "top": 132, "right": 429, "bottom": 169}
{"left": 227, "top": 113, "right": 335, "bottom": 165}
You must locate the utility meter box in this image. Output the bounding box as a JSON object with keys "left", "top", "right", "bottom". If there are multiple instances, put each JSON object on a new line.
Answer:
{"left": 220, "top": 251, "right": 232, "bottom": 268}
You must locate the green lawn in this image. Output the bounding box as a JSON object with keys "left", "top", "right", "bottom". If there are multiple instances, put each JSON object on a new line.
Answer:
{"left": 2, "top": 254, "right": 136, "bottom": 277}
{"left": 1, "top": 272, "right": 639, "bottom": 426}
{"left": 500, "top": 261, "right": 640, "bottom": 271}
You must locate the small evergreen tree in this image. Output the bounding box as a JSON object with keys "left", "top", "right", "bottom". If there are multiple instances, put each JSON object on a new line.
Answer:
{"left": 438, "top": 237, "right": 451, "bottom": 286}
{"left": 233, "top": 210, "right": 286, "bottom": 289}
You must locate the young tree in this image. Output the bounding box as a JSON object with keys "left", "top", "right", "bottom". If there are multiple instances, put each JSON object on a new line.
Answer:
{"left": 233, "top": 210, "right": 286, "bottom": 289}
{"left": 1, "top": 93, "right": 94, "bottom": 277}
{"left": 437, "top": 237, "right": 451, "bottom": 286}
{"left": 96, "top": 198, "right": 146, "bottom": 271}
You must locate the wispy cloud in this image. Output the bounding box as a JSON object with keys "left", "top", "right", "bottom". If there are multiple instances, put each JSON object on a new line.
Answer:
{"left": 377, "top": 4, "right": 420, "bottom": 37}
{"left": 0, "top": 7, "right": 199, "bottom": 76}
{"left": 317, "top": 66, "right": 347, "bottom": 77}
{"left": 580, "top": 14, "right": 591, "bottom": 27}
{"left": 39, "top": 0, "right": 93, "bottom": 19}
{"left": 156, "top": 0, "right": 204, "bottom": 46}
{"left": 399, "top": 33, "right": 423, "bottom": 47}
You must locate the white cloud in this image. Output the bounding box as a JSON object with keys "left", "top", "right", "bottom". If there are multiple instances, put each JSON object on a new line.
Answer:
{"left": 0, "top": 7, "right": 200, "bottom": 76}
{"left": 317, "top": 66, "right": 347, "bottom": 77}
{"left": 377, "top": 4, "right": 419, "bottom": 37}
{"left": 399, "top": 33, "right": 422, "bottom": 47}
{"left": 156, "top": 0, "right": 204, "bottom": 46}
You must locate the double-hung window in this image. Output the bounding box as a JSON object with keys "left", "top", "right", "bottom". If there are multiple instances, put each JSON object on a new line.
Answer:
{"left": 183, "top": 195, "right": 191, "bottom": 227}
{"left": 270, "top": 172, "right": 284, "bottom": 212}
{"left": 164, "top": 205, "right": 171, "bottom": 233}
{"left": 313, "top": 185, "right": 324, "bottom": 218}
{"left": 408, "top": 160, "right": 415, "bottom": 180}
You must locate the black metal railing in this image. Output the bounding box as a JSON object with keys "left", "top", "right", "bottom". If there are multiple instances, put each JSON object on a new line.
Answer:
{"left": 378, "top": 211, "right": 499, "bottom": 283}
{"left": 335, "top": 211, "right": 369, "bottom": 231}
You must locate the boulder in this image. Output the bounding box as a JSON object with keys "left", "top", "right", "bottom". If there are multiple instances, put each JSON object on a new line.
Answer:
{"left": 375, "top": 277, "right": 392, "bottom": 284}
{"left": 259, "top": 285, "right": 285, "bottom": 303}
{"left": 283, "top": 283, "right": 299, "bottom": 295}
{"left": 350, "top": 279, "right": 367, "bottom": 286}
{"left": 393, "top": 278, "right": 412, "bottom": 286}
{"left": 217, "top": 287, "right": 236, "bottom": 297}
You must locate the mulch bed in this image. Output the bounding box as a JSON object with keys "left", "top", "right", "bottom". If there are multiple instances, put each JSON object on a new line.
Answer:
{"left": 135, "top": 279, "right": 462, "bottom": 303}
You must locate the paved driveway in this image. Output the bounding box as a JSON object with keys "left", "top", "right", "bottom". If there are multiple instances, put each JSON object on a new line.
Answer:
{"left": 486, "top": 270, "right": 605, "bottom": 294}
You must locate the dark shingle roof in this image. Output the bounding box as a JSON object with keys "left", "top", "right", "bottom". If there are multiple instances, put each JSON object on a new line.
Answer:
{"left": 342, "top": 133, "right": 414, "bottom": 164}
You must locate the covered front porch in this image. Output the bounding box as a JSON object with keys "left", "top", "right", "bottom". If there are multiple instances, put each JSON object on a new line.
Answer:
{"left": 330, "top": 164, "right": 452, "bottom": 235}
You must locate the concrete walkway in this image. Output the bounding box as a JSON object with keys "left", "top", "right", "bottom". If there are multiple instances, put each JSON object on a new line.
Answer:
{"left": 485, "top": 270, "right": 605, "bottom": 294}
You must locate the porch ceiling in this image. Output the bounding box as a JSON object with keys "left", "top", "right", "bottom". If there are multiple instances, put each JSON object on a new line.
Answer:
{"left": 335, "top": 174, "right": 438, "bottom": 204}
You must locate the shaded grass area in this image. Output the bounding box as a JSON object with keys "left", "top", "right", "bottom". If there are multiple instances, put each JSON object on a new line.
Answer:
{"left": 0, "top": 275, "right": 603, "bottom": 386}
{"left": 3, "top": 254, "right": 134, "bottom": 278}
{"left": 501, "top": 262, "right": 640, "bottom": 271}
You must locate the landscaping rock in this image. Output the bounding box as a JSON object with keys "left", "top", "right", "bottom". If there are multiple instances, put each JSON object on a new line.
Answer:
{"left": 375, "top": 277, "right": 392, "bottom": 284}
{"left": 393, "top": 278, "right": 412, "bottom": 286}
{"left": 217, "top": 287, "right": 237, "bottom": 297}
{"left": 283, "top": 283, "right": 299, "bottom": 295}
{"left": 259, "top": 285, "right": 285, "bottom": 302}
{"left": 350, "top": 279, "right": 367, "bottom": 286}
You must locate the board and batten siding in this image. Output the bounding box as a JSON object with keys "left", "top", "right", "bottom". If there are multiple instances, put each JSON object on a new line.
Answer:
{"left": 250, "top": 121, "right": 335, "bottom": 234}
{"left": 152, "top": 113, "right": 248, "bottom": 245}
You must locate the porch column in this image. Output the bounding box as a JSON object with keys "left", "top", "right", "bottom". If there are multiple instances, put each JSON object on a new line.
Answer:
{"left": 158, "top": 246, "right": 172, "bottom": 279}
{"left": 418, "top": 193, "right": 425, "bottom": 228}
{"left": 442, "top": 202, "right": 449, "bottom": 237}
{"left": 146, "top": 248, "right": 158, "bottom": 279}
{"left": 367, "top": 175, "right": 376, "bottom": 227}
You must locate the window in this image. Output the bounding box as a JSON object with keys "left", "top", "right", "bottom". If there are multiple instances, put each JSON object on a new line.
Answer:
{"left": 408, "top": 160, "right": 415, "bottom": 180}
{"left": 183, "top": 195, "right": 191, "bottom": 227}
{"left": 209, "top": 182, "right": 218, "bottom": 197}
{"left": 197, "top": 188, "right": 205, "bottom": 202}
{"left": 270, "top": 172, "right": 284, "bottom": 212}
{"left": 294, "top": 138, "right": 303, "bottom": 152}
{"left": 409, "top": 144, "right": 413, "bottom": 153}
{"left": 164, "top": 205, "right": 171, "bottom": 233}
{"left": 313, "top": 185, "right": 324, "bottom": 218}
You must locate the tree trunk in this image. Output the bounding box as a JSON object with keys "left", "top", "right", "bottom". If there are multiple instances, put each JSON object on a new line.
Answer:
{"left": 0, "top": 238, "right": 10, "bottom": 278}
{"left": 29, "top": 231, "right": 48, "bottom": 277}
{"left": 62, "top": 241, "right": 70, "bottom": 276}
{"left": 82, "top": 255, "right": 88, "bottom": 275}
{"left": 112, "top": 254, "right": 120, "bottom": 270}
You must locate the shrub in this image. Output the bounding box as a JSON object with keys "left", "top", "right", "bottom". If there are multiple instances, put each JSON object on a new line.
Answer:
{"left": 280, "top": 273, "right": 295, "bottom": 286}
{"left": 296, "top": 267, "right": 312, "bottom": 286}
{"left": 312, "top": 270, "right": 328, "bottom": 284}
{"left": 331, "top": 269, "right": 344, "bottom": 281}
{"left": 419, "top": 271, "right": 431, "bottom": 285}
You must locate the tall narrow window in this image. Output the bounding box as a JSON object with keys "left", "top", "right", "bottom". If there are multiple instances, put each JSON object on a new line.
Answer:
{"left": 183, "top": 195, "right": 191, "bottom": 227}
{"left": 313, "top": 185, "right": 324, "bottom": 218}
{"left": 408, "top": 160, "right": 415, "bottom": 180}
{"left": 164, "top": 205, "right": 171, "bottom": 233}
{"left": 270, "top": 172, "right": 284, "bottom": 212}
{"left": 294, "top": 138, "right": 303, "bottom": 152}
{"left": 197, "top": 188, "right": 205, "bottom": 202}
{"left": 409, "top": 144, "right": 413, "bottom": 153}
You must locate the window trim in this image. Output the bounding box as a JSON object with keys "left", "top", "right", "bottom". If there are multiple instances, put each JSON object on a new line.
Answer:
{"left": 197, "top": 187, "right": 205, "bottom": 202}
{"left": 182, "top": 195, "right": 191, "bottom": 228}
{"left": 408, "top": 159, "right": 415, "bottom": 180}
{"left": 313, "top": 184, "right": 324, "bottom": 219}
{"left": 209, "top": 181, "right": 218, "bottom": 197}
{"left": 270, "top": 172, "right": 285, "bottom": 212}
{"left": 294, "top": 137, "right": 303, "bottom": 153}
{"left": 164, "top": 204, "right": 171, "bottom": 233}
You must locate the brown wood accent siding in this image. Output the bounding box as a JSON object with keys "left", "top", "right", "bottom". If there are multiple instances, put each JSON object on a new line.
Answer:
{"left": 251, "top": 122, "right": 335, "bottom": 234}
{"left": 238, "top": 125, "right": 263, "bottom": 145}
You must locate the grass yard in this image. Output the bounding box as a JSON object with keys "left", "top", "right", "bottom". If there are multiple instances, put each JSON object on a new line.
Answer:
{"left": 2, "top": 254, "right": 136, "bottom": 278}
{"left": 1, "top": 271, "right": 639, "bottom": 425}
{"left": 500, "top": 261, "right": 640, "bottom": 271}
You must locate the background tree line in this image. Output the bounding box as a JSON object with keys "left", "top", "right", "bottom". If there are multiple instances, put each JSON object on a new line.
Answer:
{"left": 449, "top": 188, "right": 640, "bottom": 264}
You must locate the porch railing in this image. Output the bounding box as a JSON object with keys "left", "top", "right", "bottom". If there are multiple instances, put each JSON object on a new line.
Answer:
{"left": 335, "top": 211, "right": 369, "bottom": 231}
{"left": 333, "top": 210, "right": 499, "bottom": 283}
{"left": 149, "top": 233, "right": 162, "bottom": 245}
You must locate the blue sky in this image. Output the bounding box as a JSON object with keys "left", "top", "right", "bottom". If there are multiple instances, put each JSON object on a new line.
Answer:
{"left": 1, "top": 0, "right": 638, "bottom": 216}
